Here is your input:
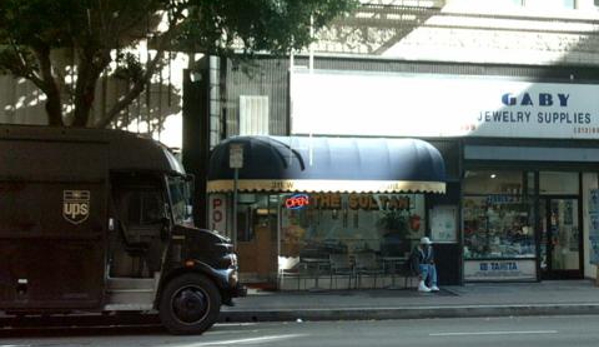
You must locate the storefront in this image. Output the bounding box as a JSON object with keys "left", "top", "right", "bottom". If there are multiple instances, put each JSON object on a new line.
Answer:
{"left": 461, "top": 140, "right": 599, "bottom": 282}
{"left": 286, "top": 67, "right": 599, "bottom": 283}
{"left": 188, "top": 55, "right": 599, "bottom": 286}
{"left": 206, "top": 136, "right": 451, "bottom": 289}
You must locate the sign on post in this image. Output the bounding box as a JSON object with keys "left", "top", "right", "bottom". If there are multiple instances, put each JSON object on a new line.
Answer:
{"left": 229, "top": 143, "right": 243, "bottom": 247}
{"left": 229, "top": 144, "right": 244, "bottom": 169}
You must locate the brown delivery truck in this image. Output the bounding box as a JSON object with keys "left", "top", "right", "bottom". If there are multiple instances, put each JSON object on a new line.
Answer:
{"left": 0, "top": 125, "right": 245, "bottom": 334}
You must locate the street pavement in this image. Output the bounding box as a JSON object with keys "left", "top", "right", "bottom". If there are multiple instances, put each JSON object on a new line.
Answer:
{"left": 220, "top": 280, "right": 599, "bottom": 323}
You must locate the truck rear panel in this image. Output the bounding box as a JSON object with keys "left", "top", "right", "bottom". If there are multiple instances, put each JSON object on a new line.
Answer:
{"left": 0, "top": 134, "right": 108, "bottom": 311}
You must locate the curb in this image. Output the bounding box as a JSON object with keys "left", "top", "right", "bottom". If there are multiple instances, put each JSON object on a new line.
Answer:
{"left": 219, "top": 304, "right": 599, "bottom": 323}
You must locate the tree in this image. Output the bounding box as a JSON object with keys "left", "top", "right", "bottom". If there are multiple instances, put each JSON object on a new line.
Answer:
{"left": 0, "top": 0, "right": 357, "bottom": 128}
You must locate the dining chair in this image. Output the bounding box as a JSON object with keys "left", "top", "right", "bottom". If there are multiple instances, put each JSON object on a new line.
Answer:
{"left": 354, "top": 251, "right": 384, "bottom": 289}
{"left": 328, "top": 253, "right": 354, "bottom": 289}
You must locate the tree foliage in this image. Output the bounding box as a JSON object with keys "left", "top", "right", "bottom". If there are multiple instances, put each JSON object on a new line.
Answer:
{"left": 0, "top": 0, "right": 357, "bottom": 128}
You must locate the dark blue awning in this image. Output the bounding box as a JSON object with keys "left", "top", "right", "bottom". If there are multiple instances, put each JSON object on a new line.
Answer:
{"left": 207, "top": 136, "right": 446, "bottom": 193}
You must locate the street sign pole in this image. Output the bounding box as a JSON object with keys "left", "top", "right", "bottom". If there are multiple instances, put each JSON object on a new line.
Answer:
{"left": 229, "top": 144, "right": 244, "bottom": 247}
{"left": 233, "top": 168, "right": 239, "bottom": 247}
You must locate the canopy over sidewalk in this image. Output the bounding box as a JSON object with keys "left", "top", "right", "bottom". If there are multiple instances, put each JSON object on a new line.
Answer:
{"left": 207, "top": 136, "right": 446, "bottom": 194}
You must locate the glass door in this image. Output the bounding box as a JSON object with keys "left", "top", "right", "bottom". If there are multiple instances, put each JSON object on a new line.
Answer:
{"left": 539, "top": 198, "right": 582, "bottom": 279}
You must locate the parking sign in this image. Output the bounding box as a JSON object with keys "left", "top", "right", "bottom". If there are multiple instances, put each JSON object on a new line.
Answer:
{"left": 229, "top": 144, "right": 244, "bottom": 169}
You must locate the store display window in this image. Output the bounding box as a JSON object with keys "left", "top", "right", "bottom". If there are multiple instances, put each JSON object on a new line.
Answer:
{"left": 463, "top": 171, "right": 536, "bottom": 259}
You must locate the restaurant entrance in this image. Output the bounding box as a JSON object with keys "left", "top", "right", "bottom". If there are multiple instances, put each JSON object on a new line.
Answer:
{"left": 206, "top": 136, "right": 449, "bottom": 290}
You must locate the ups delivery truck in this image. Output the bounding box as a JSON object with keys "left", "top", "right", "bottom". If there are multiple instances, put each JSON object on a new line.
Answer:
{"left": 0, "top": 125, "right": 245, "bottom": 334}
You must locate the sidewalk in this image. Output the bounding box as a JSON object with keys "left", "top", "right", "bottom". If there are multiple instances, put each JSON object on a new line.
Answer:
{"left": 220, "top": 280, "right": 599, "bottom": 323}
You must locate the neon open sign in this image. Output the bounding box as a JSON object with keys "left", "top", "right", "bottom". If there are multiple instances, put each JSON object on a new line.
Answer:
{"left": 285, "top": 194, "right": 310, "bottom": 210}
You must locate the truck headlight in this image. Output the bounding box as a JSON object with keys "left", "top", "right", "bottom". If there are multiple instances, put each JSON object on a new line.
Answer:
{"left": 229, "top": 270, "right": 239, "bottom": 286}
{"left": 221, "top": 253, "right": 238, "bottom": 268}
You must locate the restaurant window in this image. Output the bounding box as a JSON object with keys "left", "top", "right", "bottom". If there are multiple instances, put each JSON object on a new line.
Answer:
{"left": 280, "top": 193, "right": 426, "bottom": 260}
{"left": 463, "top": 171, "right": 536, "bottom": 259}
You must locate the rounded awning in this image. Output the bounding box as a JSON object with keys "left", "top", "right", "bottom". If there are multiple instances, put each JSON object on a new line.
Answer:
{"left": 207, "top": 136, "right": 446, "bottom": 193}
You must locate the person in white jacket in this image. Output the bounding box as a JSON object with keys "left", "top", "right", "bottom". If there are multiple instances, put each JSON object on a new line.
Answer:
{"left": 410, "top": 237, "right": 439, "bottom": 293}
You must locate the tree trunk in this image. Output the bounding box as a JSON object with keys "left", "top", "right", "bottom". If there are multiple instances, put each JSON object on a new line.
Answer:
{"left": 72, "top": 50, "right": 104, "bottom": 128}
{"left": 45, "top": 88, "right": 63, "bottom": 126}
{"left": 72, "top": 83, "right": 95, "bottom": 127}
{"left": 35, "top": 46, "right": 64, "bottom": 127}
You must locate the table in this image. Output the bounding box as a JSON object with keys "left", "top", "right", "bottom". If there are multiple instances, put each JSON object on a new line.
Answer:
{"left": 300, "top": 257, "right": 330, "bottom": 290}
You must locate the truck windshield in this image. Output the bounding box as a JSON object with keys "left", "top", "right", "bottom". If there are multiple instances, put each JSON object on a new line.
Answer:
{"left": 167, "top": 175, "right": 194, "bottom": 226}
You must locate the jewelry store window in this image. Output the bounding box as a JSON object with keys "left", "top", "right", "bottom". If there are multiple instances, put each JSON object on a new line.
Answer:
{"left": 463, "top": 171, "right": 536, "bottom": 260}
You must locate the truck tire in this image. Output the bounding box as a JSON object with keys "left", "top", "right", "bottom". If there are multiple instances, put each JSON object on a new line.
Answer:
{"left": 159, "top": 273, "right": 221, "bottom": 335}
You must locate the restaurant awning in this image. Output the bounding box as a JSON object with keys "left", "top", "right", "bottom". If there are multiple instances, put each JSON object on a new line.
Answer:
{"left": 207, "top": 136, "right": 446, "bottom": 194}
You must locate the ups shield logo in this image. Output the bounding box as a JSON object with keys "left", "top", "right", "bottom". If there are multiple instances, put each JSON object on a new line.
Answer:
{"left": 63, "top": 190, "right": 91, "bottom": 225}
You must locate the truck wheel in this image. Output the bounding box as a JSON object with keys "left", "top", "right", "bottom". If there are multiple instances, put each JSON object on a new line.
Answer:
{"left": 159, "top": 273, "right": 221, "bottom": 335}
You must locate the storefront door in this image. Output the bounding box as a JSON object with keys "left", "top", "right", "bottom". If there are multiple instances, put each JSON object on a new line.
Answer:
{"left": 234, "top": 196, "right": 279, "bottom": 287}
{"left": 539, "top": 198, "right": 582, "bottom": 279}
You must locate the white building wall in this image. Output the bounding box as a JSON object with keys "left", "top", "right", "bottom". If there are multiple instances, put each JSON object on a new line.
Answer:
{"left": 0, "top": 50, "right": 187, "bottom": 149}
{"left": 4, "top": 1, "right": 599, "bottom": 148}
{"left": 316, "top": 0, "right": 599, "bottom": 67}
{"left": 0, "top": 76, "right": 46, "bottom": 126}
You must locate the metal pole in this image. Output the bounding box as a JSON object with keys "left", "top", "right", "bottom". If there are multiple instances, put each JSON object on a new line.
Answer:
{"left": 309, "top": 14, "right": 314, "bottom": 72}
{"left": 233, "top": 168, "right": 239, "bottom": 247}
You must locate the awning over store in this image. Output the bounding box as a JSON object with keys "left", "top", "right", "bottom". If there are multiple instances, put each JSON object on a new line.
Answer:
{"left": 207, "top": 136, "right": 446, "bottom": 193}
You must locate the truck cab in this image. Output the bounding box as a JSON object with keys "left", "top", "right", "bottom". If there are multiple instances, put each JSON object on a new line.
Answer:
{"left": 0, "top": 125, "right": 244, "bottom": 334}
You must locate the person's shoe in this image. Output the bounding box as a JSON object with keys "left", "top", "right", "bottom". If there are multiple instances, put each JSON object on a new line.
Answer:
{"left": 418, "top": 280, "right": 431, "bottom": 292}
{"left": 430, "top": 285, "right": 440, "bottom": 292}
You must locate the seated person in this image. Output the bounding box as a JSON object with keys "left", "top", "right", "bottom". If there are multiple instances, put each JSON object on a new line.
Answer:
{"left": 410, "top": 237, "right": 439, "bottom": 293}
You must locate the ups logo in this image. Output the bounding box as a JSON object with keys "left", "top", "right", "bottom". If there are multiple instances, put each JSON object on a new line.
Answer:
{"left": 63, "top": 190, "right": 90, "bottom": 225}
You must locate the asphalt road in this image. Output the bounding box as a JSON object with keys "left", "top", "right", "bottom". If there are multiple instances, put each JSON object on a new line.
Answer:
{"left": 2, "top": 315, "right": 599, "bottom": 346}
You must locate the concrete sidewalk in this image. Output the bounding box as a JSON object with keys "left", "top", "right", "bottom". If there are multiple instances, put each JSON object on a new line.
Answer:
{"left": 220, "top": 280, "right": 599, "bottom": 322}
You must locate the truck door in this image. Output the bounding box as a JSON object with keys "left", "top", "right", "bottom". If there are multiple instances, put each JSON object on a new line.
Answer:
{"left": 109, "top": 173, "right": 169, "bottom": 278}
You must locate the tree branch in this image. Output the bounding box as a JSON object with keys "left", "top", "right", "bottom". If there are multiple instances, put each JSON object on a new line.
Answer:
{"left": 72, "top": 48, "right": 112, "bottom": 126}
{"left": 95, "top": 7, "right": 185, "bottom": 128}
{"left": 8, "top": 38, "right": 45, "bottom": 88}
{"left": 94, "top": 43, "right": 165, "bottom": 128}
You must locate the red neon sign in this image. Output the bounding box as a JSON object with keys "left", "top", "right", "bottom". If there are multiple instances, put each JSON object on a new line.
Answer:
{"left": 285, "top": 194, "right": 310, "bottom": 210}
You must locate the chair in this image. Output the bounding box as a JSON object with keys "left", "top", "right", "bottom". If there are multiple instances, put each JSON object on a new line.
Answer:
{"left": 401, "top": 254, "right": 420, "bottom": 288}
{"left": 328, "top": 253, "right": 354, "bottom": 289}
{"left": 354, "top": 252, "right": 384, "bottom": 289}
{"left": 118, "top": 222, "right": 150, "bottom": 277}
{"left": 278, "top": 256, "right": 304, "bottom": 290}
{"left": 381, "top": 257, "right": 406, "bottom": 289}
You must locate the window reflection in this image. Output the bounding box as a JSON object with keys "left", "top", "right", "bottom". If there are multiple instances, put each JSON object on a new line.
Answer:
{"left": 280, "top": 193, "right": 426, "bottom": 260}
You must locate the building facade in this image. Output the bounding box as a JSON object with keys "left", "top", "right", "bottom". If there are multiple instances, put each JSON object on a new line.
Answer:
{"left": 185, "top": 0, "right": 599, "bottom": 288}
